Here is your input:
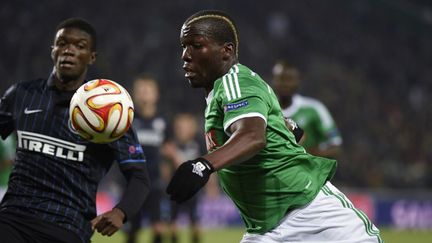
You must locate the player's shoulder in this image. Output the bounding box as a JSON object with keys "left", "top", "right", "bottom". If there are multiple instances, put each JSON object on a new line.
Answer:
{"left": 133, "top": 112, "right": 167, "bottom": 130}
{"left": 14, "top": 78, "right": 46, "bottom": 92}
{"left": 216, "top": 64, "right": 269, "bottom": 95}
{"left": 294, "top": 94, "right": 328, "bottom": 110}
{"left": 217, "top": 64, "right": 262, "bottom": 82}
{"left": 2, "top": 78, "right": 45, "bottom": 99}
{"left": 214, "top": 63, "right": 271, "bottom": 101}
{"left": 236, "top": 64, "right": 262, "bottom": 82}
{"left": 293, "top": 94, "right": 335, "bottom": 123}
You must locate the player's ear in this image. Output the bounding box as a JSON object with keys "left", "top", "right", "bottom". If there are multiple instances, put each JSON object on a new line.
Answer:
{"left": 222, "top": 42, "right": 235, "bottom": 60}
{"left": 50, "top": 45, "right": 55, "bottom": 62}
{"left": 88, "top": 51, "right": 97, "bottom": 65}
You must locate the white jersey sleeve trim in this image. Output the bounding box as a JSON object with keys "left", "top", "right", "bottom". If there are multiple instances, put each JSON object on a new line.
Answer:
{"left": 223, "top": 112, "right": 267, "bottom": 136}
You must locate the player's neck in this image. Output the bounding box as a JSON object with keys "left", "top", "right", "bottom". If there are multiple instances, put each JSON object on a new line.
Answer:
{"left": 279, "top": 96, "right": 293, "bottom": 109}
{"left": 224, "top": 59, "right": 238, "bottom": 73}
{"left": 53, "top": 72, "right": 86, "bottom": 92}
{"left": 140, "top": 104, "right": 157, "bottom": 118}
{"left": 204, "top": 59, "right": 238, "bottom": 96}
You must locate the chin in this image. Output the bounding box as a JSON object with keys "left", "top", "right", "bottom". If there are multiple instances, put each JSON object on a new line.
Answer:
{"left": 188, "top": 79, "right": 202, "bottom": 88}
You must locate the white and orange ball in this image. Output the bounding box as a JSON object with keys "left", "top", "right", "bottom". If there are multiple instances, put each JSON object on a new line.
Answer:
{"left": 69, "top": 79, "right": 134, "bottom": 143}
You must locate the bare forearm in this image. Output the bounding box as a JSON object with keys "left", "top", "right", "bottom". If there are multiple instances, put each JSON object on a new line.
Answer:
{"left": 166, "top": 117, "right": 266, "bottom": 203}
{"left": 203, "top": 130, "right": 266, "bottom": 170}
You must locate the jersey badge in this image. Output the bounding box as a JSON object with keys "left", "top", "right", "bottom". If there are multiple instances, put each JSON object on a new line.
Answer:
{"left": 128, "top": 144, "right": 144, "bottom": 154}
{"left": 224, "top": 100, "right": 249, "bottom": 112}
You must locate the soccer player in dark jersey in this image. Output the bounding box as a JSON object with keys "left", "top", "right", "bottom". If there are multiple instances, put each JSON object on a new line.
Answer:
{"left": 0, "top": 18, "right": 150, "bottom": 243}
{"left": 166, "top": 10, "right": 382, "bottom": 242}
{"left": 162, "top": 113, "right": 205, "bottom": 243}
{"left": 126, "top": 74, "right": 168, "bottom": 243}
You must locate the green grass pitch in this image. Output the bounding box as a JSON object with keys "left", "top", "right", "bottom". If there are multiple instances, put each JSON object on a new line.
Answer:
{"left": 91, "top": 227, "right": 432, "bottom": 243}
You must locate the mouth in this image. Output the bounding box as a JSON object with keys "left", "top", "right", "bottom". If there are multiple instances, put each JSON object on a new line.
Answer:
{"left": 183, "top": 65, "right": 196, "bottom": 79}
{"left": 59, "top": 59, "right": 76, "bottom": 68}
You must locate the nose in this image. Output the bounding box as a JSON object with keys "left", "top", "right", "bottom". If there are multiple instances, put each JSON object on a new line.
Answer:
{"left": 181, "top": 46, "right": 191, "bottom": 62}
{"left": 62, "top": 44, "right": 76, "bottom": 56}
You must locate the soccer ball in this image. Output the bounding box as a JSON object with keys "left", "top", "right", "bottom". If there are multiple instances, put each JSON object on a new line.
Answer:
{"left": 69, "top": 79, "right": 134, "bottom": 143}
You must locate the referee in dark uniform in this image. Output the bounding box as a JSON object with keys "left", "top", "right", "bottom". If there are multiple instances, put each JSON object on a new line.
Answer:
{"left": 0, "top": 18, "right": 150, "bottom": 243}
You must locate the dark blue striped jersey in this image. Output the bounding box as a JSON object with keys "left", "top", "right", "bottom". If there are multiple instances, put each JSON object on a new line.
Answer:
{"left": 133, "top": 113, "right": 167, "bottom": 184}
{"left": 0, "top": 74, "right": 150, "bottom": 242}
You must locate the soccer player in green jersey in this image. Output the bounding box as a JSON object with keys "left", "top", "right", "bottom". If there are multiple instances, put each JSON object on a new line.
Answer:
{"left": 272, "top": 60, "right": 342, "bottom": 158}
{"left": 166, "top": 10, "right": 382, "bottom": 243}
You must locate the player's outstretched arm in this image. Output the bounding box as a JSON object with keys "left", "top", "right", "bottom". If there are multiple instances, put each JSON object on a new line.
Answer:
{"left": 166, "top": 117, "right": 266, "bottom": 203}
{"left": 203, "top": 116, "right": 266, "bottom": 170}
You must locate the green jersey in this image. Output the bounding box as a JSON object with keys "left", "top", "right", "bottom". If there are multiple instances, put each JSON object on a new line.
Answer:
{"left": 204, "top": 64, "right": 337, "bottom": 234}
{"left": 0, "top": 135, "right": 15, "bottom": 186}
{"left": 282, "top": 94, "right": 342, "bottom": 150}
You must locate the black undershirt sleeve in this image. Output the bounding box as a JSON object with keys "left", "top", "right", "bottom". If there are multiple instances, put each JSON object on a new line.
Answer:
{"left": 115, "top": 162, "right": 150, "bottom": 222}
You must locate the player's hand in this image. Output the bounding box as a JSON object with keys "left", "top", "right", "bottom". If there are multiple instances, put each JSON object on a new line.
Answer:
{"left": 285, "top": 118, "right": 304, "bottom": 143}
{"left": 166, "top": 158, "right": 214, "bottom": 203}
{"left": 91, "top": 208, "right": 125, "bottom": 236}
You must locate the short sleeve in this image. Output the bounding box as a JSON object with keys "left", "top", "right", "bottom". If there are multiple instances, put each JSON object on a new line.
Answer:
{"left": 219, "top": 74, "right": 269, "bottom": 134}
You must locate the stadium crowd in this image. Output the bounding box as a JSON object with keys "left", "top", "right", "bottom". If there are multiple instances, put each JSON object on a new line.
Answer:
{"left": 1, "top": 0, "right": 431, "bottom": 189}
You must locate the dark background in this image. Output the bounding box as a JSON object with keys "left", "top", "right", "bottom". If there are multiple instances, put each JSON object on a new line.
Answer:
{"left": 1, "top": 0, "right": 431, "bottom": 188}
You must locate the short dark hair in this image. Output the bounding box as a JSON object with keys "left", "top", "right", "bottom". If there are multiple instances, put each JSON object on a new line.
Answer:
{"left": 185, "top": 10, "right": 239, "bottom": 57}
{"left": 56, "top": 18, "right": 97, "bottom": 51}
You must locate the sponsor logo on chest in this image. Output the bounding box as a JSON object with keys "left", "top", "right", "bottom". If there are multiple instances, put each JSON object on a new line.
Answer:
{"left": 17, "top": 130, "right": 86, "bottom": 162}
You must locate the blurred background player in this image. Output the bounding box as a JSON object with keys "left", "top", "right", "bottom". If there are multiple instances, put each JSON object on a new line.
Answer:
{"left": 0, "top": 136, "right": 15, "bottom": 200}
{"left": 162, "top": 113, "right": 206, "bottom": 243}
{"left": 272, "top": 60, "right": 342, "bottom": 158}
{"left": 126, "top": 74, "right": 168, "bottom": 243}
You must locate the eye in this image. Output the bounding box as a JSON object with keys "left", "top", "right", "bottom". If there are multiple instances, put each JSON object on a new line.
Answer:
{"left": 193, "top": 43, "right": 202, "bottom": 49}
{"left": 77, "top": 41, "right": 88, "bottom": 50}
{"left": 56, "top": 40, "right": 66, "bottom": 47}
